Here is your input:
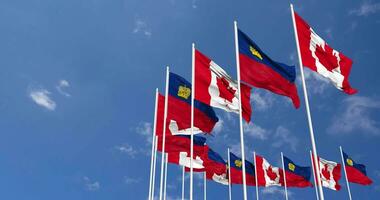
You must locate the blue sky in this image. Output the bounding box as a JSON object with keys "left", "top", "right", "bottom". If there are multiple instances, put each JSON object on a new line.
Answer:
{"left": 0, "top": 0, "right": 379, "bottom": 199}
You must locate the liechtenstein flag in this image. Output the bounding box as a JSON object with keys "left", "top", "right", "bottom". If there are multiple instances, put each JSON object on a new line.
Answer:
{"left": 167, "top": 72, "right": 219, "bottom": 134}
{"left": 283, "top": 155, "right": 313, "bottom": 187}
{"left": 343, "top": 151, "right": 373, "bottom": 185}
{"left": 238, "top": 29, "right": 300, "bottom": 108}
{"left": 229, "top": 152, "right": 256, "bottom": 186}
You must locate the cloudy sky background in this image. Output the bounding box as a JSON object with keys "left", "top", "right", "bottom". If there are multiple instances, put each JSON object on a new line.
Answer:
{"left": 0, "top": 0, "right": 379, "bottom": 199}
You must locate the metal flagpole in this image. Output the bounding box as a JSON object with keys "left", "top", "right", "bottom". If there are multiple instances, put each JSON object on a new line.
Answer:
{"left": 309, "top": 150, "right": 320, "bottom": 200}
{"left": 233, "top": 20, "right": 248, "bottom": 200}
{"left": 228, "top": 148, "right": 232, "bottom": 200}
{"left": 164, "top": 153, "right": 168, "bottom": 200}
{"left": 204, "top": 172, "right": 207, "bottom": 200}
{"left": 149, "top": 89, "right": 159, "bottom": 200}
{"left": 290, "top": 4, "right": 325, "bottom": 200}
{"left": 340, "top": 146, "right": 353, "bottom": 200}
{"left": 190, "top": 43, "right": 195, "bottom": 200}
{"left": 253, "top": 152, "right": 259, "bottom": 200}
{"left": 159, "top": 67, "right": 170, "bottom": 200}
{"left": 281, "top": 152, "right": 289, "bottom": 200}
{"left": 152, "top": 135, "right": 159, "bottom": 200}
{"left": 182, "top": 166, "right": 185, "bottom": 200}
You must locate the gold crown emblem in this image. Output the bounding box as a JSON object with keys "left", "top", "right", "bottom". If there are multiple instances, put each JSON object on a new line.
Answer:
{"left": 288, "top": 163, "right": 296, "bottom": 171}
{"left": 235, "top": 160, "right": 242, "bottom": 168}
{"left": 346, "top": 158, "right": 354, "bottom": 166}
{"left": 249, "top": 46, "right": 263, "bottom": 60}
{"left": 178, "top": 86, "right": 191, "bottom": 99}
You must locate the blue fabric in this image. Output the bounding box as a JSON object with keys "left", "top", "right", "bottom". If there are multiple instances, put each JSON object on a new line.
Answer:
{"left": 283, "top": 156, "right": 311, "bottom": 181}
{"left": 238, "top": 29, "right": 296, "bottom": 83}
{"left": 343, "top": 151, "right": 368, "bottom": 176}
{"left": 169, "top": 72, "right": 219, "bottom": 122}
{"left": 229, "top": 152, "right": 255, "bottom": 176}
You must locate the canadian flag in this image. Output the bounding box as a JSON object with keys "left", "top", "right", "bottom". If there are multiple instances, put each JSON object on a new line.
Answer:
{"left": 315, "top": 157, "right": 342, "bottom": 191}
{"left": 195, "top": 49, "right": 252, "bottom": 122}
{"left": 294, "top": 11, "right": 357, "bottom": 95}
{"left": 256, "top": 154, "right": 284, "bottom": 187}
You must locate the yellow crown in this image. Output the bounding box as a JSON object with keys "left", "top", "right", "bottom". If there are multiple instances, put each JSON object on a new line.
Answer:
{"left": 249, "top": 46, "right": 263, "bottom": 60}
{"left": 288, "top": 163, "right": 296, "bottom": 171}
{"left": 346, "top": 158, "right": 354, "bottom": 166}
{"left": 178, "top": 86, "right": 191, "bottom": 99}
{"left": 235, "top": 160, "right": 242, "bottom": 168}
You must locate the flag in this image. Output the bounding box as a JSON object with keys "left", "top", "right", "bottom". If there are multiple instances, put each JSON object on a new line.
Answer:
{"left": 168, "top": 72, "right": 219, "bottom": 134}
{"left": 238, "top": 29, "right": 300, "bottom": 108}
{"left": 195, "top": 49, "right": 252, "bottom": 122}
{"left": 204, "top": 148, "right": 229, "bottom": 185}
{"left": 283, "top": 155, "right": 313, "bottom": 187}
{"left": 229, "top": 152, "right": 256, "bottom": 186}
{"left": 158, "top": 135, "right": 208, "bottom": 169}
{"left": 155, "top": 73, "right": 219, "bottom": 136}
{"left": 155, "top": 93, "right": 203, "bottom": 136}
{"left": 294, "top": 12, "right": 357, "bottom": 94}
{"left": 342, "top": 151, "right": 373, "bottom": 185}
{"left": 255, "top": 154, "right": 283, "bottom": 187}
{"left": 316, "top": 157, "right": 342, "bottom": 190}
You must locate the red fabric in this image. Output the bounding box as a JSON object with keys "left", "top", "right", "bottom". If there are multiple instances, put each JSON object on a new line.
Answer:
{"left": 255, "top": 155, "right": 284, "bottom": 187}
{"left": 284, "top": 171, "right": 313, "bottom": 187}
{"left": 240, "top": 54, "right": 300, "bottom": 108}
{"left": 195, "top": 49, "right": 252, "bottom": 122}
{"left": 346, "top": 166, "right": 373, "bottom": 185}
{"left": 294, "top": 12, "right": 357, "bottom": 95}
{"left": 241, "top": 83, "right": 252, "bottom": 122}
{"left": 157, "top": 136, "right": 205, "bottom": 154}
{"left": 230, "top": 167, "right": 256, "bottom": 186}
{"left": 155, "top": 94, "right": 217, "bottom": 136}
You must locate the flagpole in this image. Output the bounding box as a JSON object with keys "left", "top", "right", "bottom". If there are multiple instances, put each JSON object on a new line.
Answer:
{"left": 190, "top": 42, "right": 195, "bottom": 200}
{"left": 204, "top": 172, "right": 207, "bottom": 200}
{"left": 280, "top": 152, "right": 289, "bottom": 200}
{"left": 233, "top": 20, "right": 248, "bottom": 200}
{"left": 310, "top": 150, "right": 320, "bottom": 200}
{"left": 148, "top": 89, "right": 159, "bottom": 200}
{"left": 159, "top": 66, "right": 170, "bottom": 200}
{"left": 340, "top": 146, "right": 353, "bottom": 200}
{"left": 152, "top": 135, "right": 158, "bottom": 200}
{"left": 182, "top": 166, "right": 185, "bottom": 200}
{"left": 253, "top": 151, "right": 259, "bottom": 200}
{"left": 228, "top": 148, "right": 232, "bottom": 200}
{"left": 164, "top": 153, "right": 168, "bottom": 200}
{"left": 290, "top": 4, "right": 325, "bottom": 200}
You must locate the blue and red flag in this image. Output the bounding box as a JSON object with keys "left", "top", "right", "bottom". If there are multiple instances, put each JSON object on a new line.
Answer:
{"left": 167, "top": 72, "right": 219, "bottom": 134}
{"left": 204, "top": 148, "right": 229, "bottom": 185}
{"left": 229, "top": 152, "right": 256, "bottom": 186}
{"left": 342, "top": 151, "right": 373, "bottom": 185}
{"left": 238, "top": 29, "right": 300, "bottom": 108}
{"left": 283, "top": 155, "right": 313, "bottom": 187}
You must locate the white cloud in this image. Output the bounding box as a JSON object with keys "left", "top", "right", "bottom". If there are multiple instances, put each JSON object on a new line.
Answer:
{"left": 83, "top": 176, "right": 100, "bottom": 191}
{"left": 191, "top": 0, "right": 198, "bottom": 8}
{"left": 114, "top": 143, "right": 138, "bottom": 158}
{"left": 213, "top": 119, "right": 224, "bottom": 135}
{"left": 56, "top": 79, "right": 71, "bottom": 97}
{"left": 251, "top": 90, "right": 275, "bottom": 111}
{"left": 328, "top": 96, "right": 380, "bottom": 135}
{"left": 244, "top": 122, "right": 269, "bottom": 140}
{"left": 136, "top": 122, "right": 153, "bottom": 143}
{"left": 124, "top": 177, "right": 141, "bottom": 184}
{"left": 133, "top": 19, "right": 152, "bottom": 37}
{"left": 272, "top": 126, "right": 299, "bottom": 152}
{"left": 261, "top": 187, "right": 293, "bottom": 198}
{"left": 350, "top": 1, "right": 380, "bottom": 16}
{"left": 301, "top": 69, "right": 330, "bottom": 95}
{"left": 29, "top": 88, "right": 56, "bottom": 111}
